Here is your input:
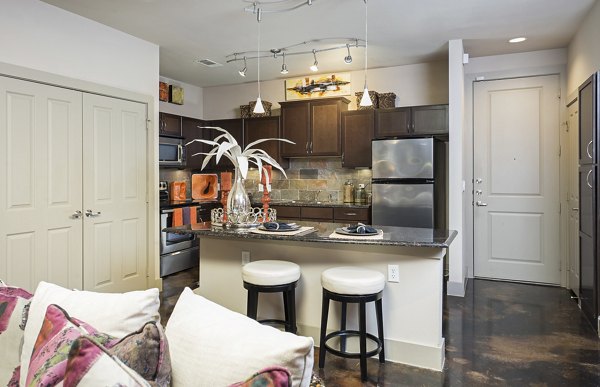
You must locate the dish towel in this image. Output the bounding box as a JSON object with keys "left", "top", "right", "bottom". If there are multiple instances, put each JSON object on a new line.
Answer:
{"left": 262, "top": 222, "right": 298, "bottom": 231}
{"left": 189, "top": 206, "right": 198, "bottom": 224}
{"left": 183, "top": 207, "right": 191, "bottom": 225}
{"left": 172, "top": 208, "right": 183, "bottom": 227}
{"left": 346, "top": 223, "right": 378, "bottom": 234}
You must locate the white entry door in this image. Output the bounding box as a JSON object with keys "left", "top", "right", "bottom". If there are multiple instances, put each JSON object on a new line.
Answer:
{"left": 82, "top": 93, "right": 148, "bottom": 292}
{"left": 0, "top": 76, "right": 83, "bottom": 291}
{"left": 473, "top": 75, "right": 560, "bottom": 284}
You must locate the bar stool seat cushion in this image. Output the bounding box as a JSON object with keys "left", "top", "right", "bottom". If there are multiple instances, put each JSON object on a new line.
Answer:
{"left": 243, "top": 260, "right": 301, "bottom": 286}
{"left": 321, "top": 267, "right": 385, "bottom": 295}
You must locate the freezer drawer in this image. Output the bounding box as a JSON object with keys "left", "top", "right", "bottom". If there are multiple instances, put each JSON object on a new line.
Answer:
{"left": 372, "top": 183, "right": 434, "bottom": 228}
{"left": 372, "top": 138, "right": 434, "bottom": 179}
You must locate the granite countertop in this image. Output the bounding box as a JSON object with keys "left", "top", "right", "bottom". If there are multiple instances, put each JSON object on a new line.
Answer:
{"left": 164, "top": 221, "right": 456, "bottom": 248}
{"left": 252, "top": 200, "right": 371, "bottom": 209}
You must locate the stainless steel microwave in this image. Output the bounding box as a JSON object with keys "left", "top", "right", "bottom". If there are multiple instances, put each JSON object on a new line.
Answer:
{"left": 159, "top": 136, "right": 185, "bottom": 167}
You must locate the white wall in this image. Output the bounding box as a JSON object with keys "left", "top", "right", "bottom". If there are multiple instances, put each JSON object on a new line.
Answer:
{"left": 462, "top": 49, "right": 568, "bottom": 285}
{"left": 203, "top": 61, "right": 449, "bottom": 119}
{"left": 446, "top": 40, "right": 466, "bottom": 296}
{"left": 0, "top": 0, "right": 162, "bottom": 288}
{"left": 567, "top": 0, "right": 600, "bottom": 94}
{"left": 159, "top": 76, "right": 204, "bottom": 119}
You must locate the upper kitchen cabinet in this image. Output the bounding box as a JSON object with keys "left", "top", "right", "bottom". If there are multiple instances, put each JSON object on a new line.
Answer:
{"left": 205, "top": 118, "right": 244, "bottom": 169}
{"left": 159, "top": 112, "right": 182, "bottom": 136}
{"left": 244, "top": 116, "right": 289, "bottom": 169}
{"left": 341, "top": 110, "right": 374, "bottom": 168}
{"left": 280, "top": 97, "right": 350, "bottom": 157}
{"left": 181, "top": 116, "right": 208, "bottom": 170}
{"left": 374, "top": 104, "right": 448, "bottom": 138}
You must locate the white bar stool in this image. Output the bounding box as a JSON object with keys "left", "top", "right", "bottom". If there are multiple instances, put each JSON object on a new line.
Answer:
{"left": 242, "top": 260, "right": 301, "bottom": 333}
{"left": 318, "top": 266, "right": 385, "bottom": 381}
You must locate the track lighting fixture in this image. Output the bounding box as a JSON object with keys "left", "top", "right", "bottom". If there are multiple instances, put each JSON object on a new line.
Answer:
{"left": 310, "top": 49, "right": 318, "bottom": 72}
{"left": 344, "top": 44, "right": 352, "bottom": 64}
{"left": 238, "top": 56, "right": 247, "bottom": 77}
{"left": 280, "top": 52, "right": 289, "bottom": 74}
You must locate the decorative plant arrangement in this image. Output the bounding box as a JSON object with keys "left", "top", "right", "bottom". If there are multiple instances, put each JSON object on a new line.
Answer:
{"left": 186, "top": 127, "right": 293, "bottom": 226}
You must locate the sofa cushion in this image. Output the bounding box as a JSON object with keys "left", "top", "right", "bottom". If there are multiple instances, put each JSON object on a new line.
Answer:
{"left": 0, "top": 281, "right": 33, "bottom": 386}
{"left": 229, "top": 366, "right": 291, "bottom": 387}
{"left": 20, "top": 281, "right": 160, "bottom": 386}
{"left": 64, "top": 336, "right": 150, "bottom": 387}
{"left": 165, "top": 288, "right": 314, "bottom": 387}
{"left": 25, "top": 304, "right": 117, "bottom": 386}
{"left": 107, "top": 321, "right": 171, "bottom": 387}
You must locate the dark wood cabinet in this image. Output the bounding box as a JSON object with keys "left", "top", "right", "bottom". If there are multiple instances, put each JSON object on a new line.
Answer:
{"left": 244, "top": 116, "right": 288, "bottom": 169}
{"left": 374, "top": 104, "right": 448, "bottom": 138}
{"left": 301, "top": 206, "right": 333, "bottom": 221}
{"left": 205, "top": 118, "right": 244, "bottom": 170}
{"left": 273, "top": 206, "right": 301, "bottom": 220}
{"left": 271, "top": 205, "right": 369, "bottom": 223}
{"left": 333, "top": 207, "right": 370, "bottom": 223}
{"left": 341, "top": 110, "right": 374, "bottom": 168}
{"left": 182, "top": 117, "right": 208, "bottom": 170}
{"left": 280, "top": 97, "right": 349, "bottom": 157}
{"left": 159, "top": 112, "right": 182, "bottom": 136}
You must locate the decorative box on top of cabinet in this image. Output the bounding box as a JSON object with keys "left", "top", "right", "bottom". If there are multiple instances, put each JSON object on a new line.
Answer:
{"left": 280, "top": 97, "right": 350, "bottom": 157}
{"left": 374, "top": 104, "right": 448, "bottom": 138}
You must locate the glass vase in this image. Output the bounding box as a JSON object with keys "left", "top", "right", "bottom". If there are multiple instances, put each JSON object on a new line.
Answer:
{"left": 227, "top": 167, "right": 251, "bottom": 224}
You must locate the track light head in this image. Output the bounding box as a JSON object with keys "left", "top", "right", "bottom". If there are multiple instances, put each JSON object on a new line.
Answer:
{"left": 344, "top": 44, "right": 352, "bottom": 64}
{"left": 238, "top": 56, "right": 248, "bottom": 77}
{"left": 280, "top": 52, "right": 289, "bottom": 74}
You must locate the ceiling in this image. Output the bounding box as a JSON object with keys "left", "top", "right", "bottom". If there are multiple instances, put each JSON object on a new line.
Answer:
{"left": 41, "top": 0, "right": 597, "bottom": 88}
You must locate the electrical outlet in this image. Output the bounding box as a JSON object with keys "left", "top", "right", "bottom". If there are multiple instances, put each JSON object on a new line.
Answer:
{"left": 388, "top": 264, "right": 399, "bottom": 283}
{"left": 241, "top": 251, "right": 250, "bottom": 265}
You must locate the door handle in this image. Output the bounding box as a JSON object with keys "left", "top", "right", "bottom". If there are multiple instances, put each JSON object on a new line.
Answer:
{"left": 475, "top": 189, "right": 483, "bottom": 195}
{"left": 85, "top": 210, "right": 102, "bottom": 217}
{"left": 587, "top": 140, "right": 593, "bottom": 159}
{"left": 475, "top": 201, "right": 488, "bottom": 207}
{"left": 572, "top": 208, "right": 579, "bottom": 212}
{"left": 475, "top": 178, "right": 482, "bottom": 184}
{"left": 586, "top": 169, "right": 593, "bottom": 188}
{"left": 71, "top": 210, "right": 83, "bottom": 219}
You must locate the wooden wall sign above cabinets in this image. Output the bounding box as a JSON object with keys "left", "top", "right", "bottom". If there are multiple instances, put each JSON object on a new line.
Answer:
{"left": 280, "top": 97, "right": 350, "bottom": 157}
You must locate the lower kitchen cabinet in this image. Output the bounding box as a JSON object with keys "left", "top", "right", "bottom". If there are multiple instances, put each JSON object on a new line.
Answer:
{"left": 271, "top": 205, "right": 370, "bottom": 223}
{"left": 301, "top": 206, "right": 333, "bottom": 222}
{"left": 334, "top": 207, "right": 370, "bottom": 223}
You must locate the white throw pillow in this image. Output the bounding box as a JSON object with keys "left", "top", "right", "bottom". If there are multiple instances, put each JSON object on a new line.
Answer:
{"left": 165, "top": 288, "right": 314, "bottom": 387}
{"left": 20, "top": 281, "right": 160, "bottom": 386}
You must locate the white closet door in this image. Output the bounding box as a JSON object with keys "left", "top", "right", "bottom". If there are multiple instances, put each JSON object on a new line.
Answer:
{"left": 0, "top": 76, "right": 83, "bottom": 291}
{"left": 82, "top": 93, "right": 147, "bottom": 292}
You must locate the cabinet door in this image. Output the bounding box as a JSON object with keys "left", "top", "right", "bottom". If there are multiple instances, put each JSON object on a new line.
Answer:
{"left": 272, "top": 205, "right": 301, "bottom": 220}
{"left": 244, "top": 116, "right": 288, "bottom": 169}
{"left": 182, "top": 117, "right": 208, "bottom": 170}
{"left": 412, "top": 105, "right": 449, "bottom": 135}
{"left": 310, "top": 99, "right": 346, "bottom": 156}
{"left": 579, "top": 165, "right": 595, "bottom": 237}
{"left": 160, "top": 112, "right": 181, "bottom": 136}
{"left": 342, "top": 110, "right": 374, "bottom": 168}
{"left": 281, "top": 102, "right": 310, "bottom": 156}
{"left": 579, "top": 74, "right": 597, "bottom": 165}
{"left": 374, "top": 107, "right": 411, "bottom": 137}
{"left": 579, "top": 232, "right": 596, "bottom": 327}
{"left": 333, "top": 207, "right": 370, "bottom": 223}
{"left": 207, "top": 119, "right": 244, "bottom": 169}
{"left": 301, "top": 206, "right": 333, "bottom": 221}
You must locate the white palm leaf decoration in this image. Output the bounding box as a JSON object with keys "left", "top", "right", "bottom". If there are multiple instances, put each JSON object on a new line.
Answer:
{"left": 185, "top": 126, "right": 294, "bottom": 184}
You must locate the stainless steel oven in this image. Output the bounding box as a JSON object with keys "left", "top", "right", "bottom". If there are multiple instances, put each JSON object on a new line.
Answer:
{"left": 160, "top": 208, "right": 198, "bottom": 277}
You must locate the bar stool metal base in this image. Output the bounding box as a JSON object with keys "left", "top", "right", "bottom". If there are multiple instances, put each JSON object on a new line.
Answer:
{"left": 319, "top": 288, "right": 385, "bottom": 381}
{"left": 244, "top": 280, "right": 298, "bottom": 334}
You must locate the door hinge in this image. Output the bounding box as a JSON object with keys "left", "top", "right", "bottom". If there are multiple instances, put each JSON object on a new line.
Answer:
{"left": 558, "top": 89, "right": 561, "bottom": 100}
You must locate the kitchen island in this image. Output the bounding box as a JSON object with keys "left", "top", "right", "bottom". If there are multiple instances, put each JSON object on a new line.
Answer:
{"left": 164, "top": 221, "right": 456, "bottom": 371}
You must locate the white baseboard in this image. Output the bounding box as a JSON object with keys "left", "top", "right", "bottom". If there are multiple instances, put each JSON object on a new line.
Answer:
{"left": 299, "top": 324, "right": 445, "bottom": 371}
{"left": 446, "top": 278, "right": 468, "bottom": 297}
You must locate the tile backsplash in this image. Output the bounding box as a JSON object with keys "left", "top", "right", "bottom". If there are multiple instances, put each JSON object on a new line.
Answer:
{"left": 160, "top": 158, "right": 372, "bottom": 203}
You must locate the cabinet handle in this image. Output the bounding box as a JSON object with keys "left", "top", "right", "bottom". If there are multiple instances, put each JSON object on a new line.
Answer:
{"left": 341, "top": 152, "right": 344, "bottom": 162}
{"left": 71, "top": 210, "right": 83, "bottom": 219}
{"left": 344, "top": 212, "right": 357, "bottom": 216}
{"left": 587, "top": 140, "right": 593, "bottom": 159}
{"left": 586, "top": 169, "right": 593, "bottom": 188}
{"left": 309, "top": 141, "right": 313, "bottom": 153}
{"left": 305, "top": 142, "right": 309, "bottom": 153}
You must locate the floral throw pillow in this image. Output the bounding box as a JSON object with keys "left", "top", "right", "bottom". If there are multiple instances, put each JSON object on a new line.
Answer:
{"left": 25, "top": 304, "right": 116, "bottom": 387}
{"left": 0, "top": 282, "right": 33, "bottom": 386}
{"left": 64, "top": 336, "right": 150, "bottom": 387}
{"left": 229, "top": 366, "right": 291, "bottom": 387}
{"left": 107, "top": 321, "right": 171, "bottom": 387}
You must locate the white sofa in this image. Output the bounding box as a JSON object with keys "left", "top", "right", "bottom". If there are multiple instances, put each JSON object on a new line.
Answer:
{"left": 0, "top": 281, "right": 314, "bottom": 387}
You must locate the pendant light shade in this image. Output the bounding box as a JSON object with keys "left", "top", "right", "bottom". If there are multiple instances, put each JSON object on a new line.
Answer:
{"left": 359, "top": 0, "right": 372, "bottom": 107}
{"left": 253, "top": 97, "right": 265, "bottom": 113}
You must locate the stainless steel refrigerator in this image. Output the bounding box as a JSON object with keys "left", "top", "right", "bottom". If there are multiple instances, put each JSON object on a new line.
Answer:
{"left": 371, "top": 138, "right": 446, "bottom": 228}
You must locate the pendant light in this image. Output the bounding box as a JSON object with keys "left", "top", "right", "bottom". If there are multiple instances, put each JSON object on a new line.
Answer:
{"left": 359, "top": 0, "right": 372, "bottom": 107}
{"left": 280, "top": 52, "right": 289, "bottom": 74}
{"left": 253, "top": 9, "right": 265, "bottom": 114}
{"left": 344, "top": 44, "right": 352, "bottom": 64}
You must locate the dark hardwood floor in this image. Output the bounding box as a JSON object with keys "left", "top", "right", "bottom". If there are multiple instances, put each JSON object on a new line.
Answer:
{"left": 159, "top": 270, "right": 600, "bottom": 386}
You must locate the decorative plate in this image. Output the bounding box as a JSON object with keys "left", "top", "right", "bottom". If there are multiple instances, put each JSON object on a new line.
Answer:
{"left": 335, "top": 227, "right": 379, "bottom": 236}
